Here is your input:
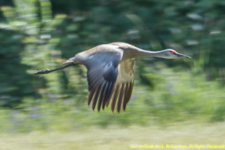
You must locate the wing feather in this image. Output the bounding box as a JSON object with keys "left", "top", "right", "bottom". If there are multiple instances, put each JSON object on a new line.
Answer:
{"left": 107, "top": 59, "right": 135, "bottom": 112}
{"left": 111, "top": 84, "right": 120, "bottom": 112}
{"left": 122, "top": 83, "right": 129, "bottom": 111}
{"left": 126, "top": 82, "right": 133, "bottom": 105}
{"left": 117, "top": 84, "right": 125, "bottom": 113}
{"left": 73, "top": 44, "right": 134, "bottom": 112}
{"left": 75, "top": 44, "right": 123, "bottom": 111}
{"left": 97, "top": 82, "right": 108, "bottom": 111}
{"left": 92, "top": 85, "right": 102, "bottom": 110}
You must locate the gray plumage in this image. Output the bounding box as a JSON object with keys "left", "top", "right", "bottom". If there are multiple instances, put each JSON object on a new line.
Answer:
{"left": 34, "top": 42, "right": 191, "bottom": 113}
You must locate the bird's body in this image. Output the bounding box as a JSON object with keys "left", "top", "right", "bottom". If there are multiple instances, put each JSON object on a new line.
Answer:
{"left": 35, "top": 42, "right": 191, "bottom": 113}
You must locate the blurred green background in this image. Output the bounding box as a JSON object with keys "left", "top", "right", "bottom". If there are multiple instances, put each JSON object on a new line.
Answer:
{"left": 0, "top": 0, "right": 225, "bottom": 149}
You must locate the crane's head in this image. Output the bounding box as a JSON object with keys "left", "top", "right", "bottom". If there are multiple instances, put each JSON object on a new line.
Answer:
{"left": 160, "top": 49, "right": 191, "bottom": 59}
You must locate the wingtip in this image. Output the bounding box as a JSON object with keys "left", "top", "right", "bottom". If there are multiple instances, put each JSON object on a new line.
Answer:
{"left": 106, "top": 103, "right": 109, "bottom": 107}
{"left": 111, "top": 109, "right": 114, "bottom": 113}
{"left": 92, "top": 105, "right": 96, "bottom": 112}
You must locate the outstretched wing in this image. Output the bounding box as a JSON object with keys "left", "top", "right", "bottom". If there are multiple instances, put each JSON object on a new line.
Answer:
{"left": 106, "top": 59, "right": 135, "bottom": 113}
{"left": 75, "top": 44, "right": 123, "bottom": 112}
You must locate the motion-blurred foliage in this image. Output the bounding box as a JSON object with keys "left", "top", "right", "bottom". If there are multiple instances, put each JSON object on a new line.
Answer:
{"left": 0, "top": 0, "right": 225, "bottom": 132}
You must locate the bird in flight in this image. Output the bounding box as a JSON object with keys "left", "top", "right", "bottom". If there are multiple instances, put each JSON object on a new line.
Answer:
{"left": 34, "top": 42, "right": 191, "bottom": 113}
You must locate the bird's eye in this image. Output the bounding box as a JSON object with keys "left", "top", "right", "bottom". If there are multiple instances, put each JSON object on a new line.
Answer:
{"left": 170, "top": 50, "right": 177, "bottom": 54}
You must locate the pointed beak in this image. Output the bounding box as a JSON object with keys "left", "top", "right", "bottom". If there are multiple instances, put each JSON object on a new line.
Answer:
{"left": 176, "top": 53, "right": 191, "bottom": 59}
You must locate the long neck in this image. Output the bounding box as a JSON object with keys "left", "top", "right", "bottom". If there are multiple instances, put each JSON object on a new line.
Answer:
{"left": 130, "top": 48, "right": 167, "bottom": 59}
{"left": 137, "top": 49, "right": 166, "bottom": 57}
{"left": 111, "top": 43, "right": 167, "bottom": 59}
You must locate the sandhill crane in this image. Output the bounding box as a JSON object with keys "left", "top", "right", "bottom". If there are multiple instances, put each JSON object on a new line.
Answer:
{"left": 34, "top": 42, "right": 191, "bottom": 113}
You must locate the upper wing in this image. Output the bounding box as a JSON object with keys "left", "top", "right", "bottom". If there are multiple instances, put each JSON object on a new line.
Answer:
{"left": 75, "top": 44, "right": 124, "bottom": 112}
{"left": 106, "top": 59, "right": 135, "bottom": 113}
